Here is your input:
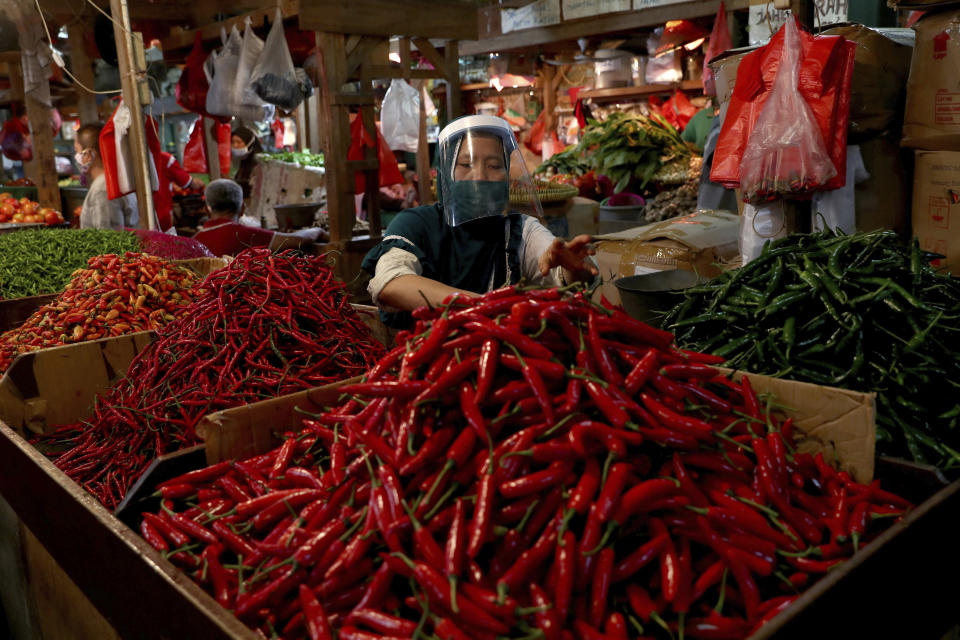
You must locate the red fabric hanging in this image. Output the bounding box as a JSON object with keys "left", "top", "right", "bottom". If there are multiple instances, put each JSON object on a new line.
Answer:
{"left": 347, "top": 116, "right": 404, "bottom": 193}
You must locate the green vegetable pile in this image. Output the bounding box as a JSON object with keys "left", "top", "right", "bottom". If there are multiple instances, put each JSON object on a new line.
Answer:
{"left": 259, "top": 151, "right": 325, "bottom": 168}
{"left": 533, "top": 144, "right": 590, "bottom": 178}
{"left": 535, "top": 113, "right": 695, "bottom": 193}
{"left": 662, "top": 228, "right": 960, "bottom": 469}
{"left": 0, "top": 228, "right": 140, "bottom": 299}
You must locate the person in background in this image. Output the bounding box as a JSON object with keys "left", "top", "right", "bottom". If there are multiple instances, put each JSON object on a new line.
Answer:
{"left": 362, "top": 115, "right": 597, "bottom": 329}
{"left": 74, "top": 123, "right": 137, "bottom": 230}
{"left": 193, "top": 179, "right": 327, "bottom": 256}
{"left": 230, "top": 126, "right": 263, "bottom": 199}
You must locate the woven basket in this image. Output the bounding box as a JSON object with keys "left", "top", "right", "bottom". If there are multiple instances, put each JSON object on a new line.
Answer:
{"left": 511, "top": 181, "right": 578, "bottom": 205}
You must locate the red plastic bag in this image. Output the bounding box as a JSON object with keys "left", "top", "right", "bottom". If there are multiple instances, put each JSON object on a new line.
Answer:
{"left": 661, "top": 90, "right": 697, "bottom": 132}
{"left": 271, "top": 118, "right": 285, "bottom": 149}
{"left": 347, "top": 116, "right": 403, "bottom": 193}
{"left": 182, "top": 120, "right": 232, "bottom": 177}
{"left": 711, "top": 18, "right": 855, "bottom": 198}
{"left": 0, "top": 117, "right": 31, "bottom": 162}
{"left": 176, "top": 33, "right": 211, "bottom": 116}
{"left": 182, "top": 120, "right": 207, "bottom": 173}
{"left": 702, "top": 2, "right": 733, "bottom": 96}
{"left": 524, "top": 110, "right": 546, "bottom": 155}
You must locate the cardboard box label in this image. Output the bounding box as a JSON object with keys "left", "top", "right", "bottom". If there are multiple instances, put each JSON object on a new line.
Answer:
{"left": 934, "top": 91, "right": 960, "bottom": 125}
{"left": 912, "top": 150, "right": 960, "bottom": 273}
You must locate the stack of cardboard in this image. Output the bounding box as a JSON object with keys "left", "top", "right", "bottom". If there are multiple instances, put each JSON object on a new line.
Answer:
{"left": 903, "top": 9, "right": 960, "bottom": 273}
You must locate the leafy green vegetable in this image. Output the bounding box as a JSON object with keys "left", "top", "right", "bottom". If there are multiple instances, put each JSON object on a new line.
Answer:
{"left": 259, "top": 151, "right": 325, "bottom": 168}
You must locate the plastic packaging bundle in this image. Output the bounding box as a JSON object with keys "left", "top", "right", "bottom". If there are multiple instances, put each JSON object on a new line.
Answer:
{"left": 250, "top": 9, "right": 305, "bottom": 111}
{"left": 234, "top": 17, "right": 274, "bottom": 122}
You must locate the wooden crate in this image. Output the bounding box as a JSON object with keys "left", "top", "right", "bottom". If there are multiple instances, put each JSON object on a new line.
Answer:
{"left": 0, "top": 293, "right": 55, "bottom": 333}
{"left": 0, "top": 332, "right": 155, "bottom": 436}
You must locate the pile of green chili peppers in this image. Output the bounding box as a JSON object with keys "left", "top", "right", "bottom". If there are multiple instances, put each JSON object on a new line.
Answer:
{"left": 662, "top": 228, "right": 960, "bottom": 470}
{"left": 0, "top": 228, "right": 140, "bottom": 299}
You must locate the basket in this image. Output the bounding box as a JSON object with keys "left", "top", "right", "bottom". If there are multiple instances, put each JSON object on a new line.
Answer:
{"left": 510, "top": 181, "right": 578, "bottom": 205}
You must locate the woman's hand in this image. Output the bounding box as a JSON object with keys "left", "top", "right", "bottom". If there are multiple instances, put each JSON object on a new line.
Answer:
{"left": 538, "top": 234, "right": 598, "bottom": 281}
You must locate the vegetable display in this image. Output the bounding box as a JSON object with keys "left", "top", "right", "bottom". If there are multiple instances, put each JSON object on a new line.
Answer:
{"left": 663, "top": 228, "right": 960, "bottom": 469}
{"left": 0, "top": 192, "right": 65, "bottom": 226}
{"left": 140, "top": 287, "right": 910, "bottom": 639}
{"left": 260, "top": 151, "right": 325, "bottom": 168}
{"left": 0, "top": 253, "right": 199, "bottom": 373}
{"left": 0, "top": 229, "right": 141, "bottom": 299}
{"left": 37, "top": 248, "right": 386, "bottom": 509}
{"left": 536, "top": 113, "right": 695, "bottom": 194}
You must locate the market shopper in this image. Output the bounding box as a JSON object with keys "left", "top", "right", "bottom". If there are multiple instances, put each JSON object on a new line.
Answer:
{"left": 74, "top": 123, "right": 138, "bottom": 230}
{"left": 230, "top": 126, "right": 264, "bottom": 199}
{"left": 362, "top": 115, "right": 598, "bottom": 328}
{"left": 192, "top": 179, "right": 326, "bottom": 256}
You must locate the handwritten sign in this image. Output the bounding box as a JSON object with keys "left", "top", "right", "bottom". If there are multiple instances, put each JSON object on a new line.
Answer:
{"left": 501, "top": 0, "right": 561, "bottom": 34}
{"left": 563, "top": 0, "right": 631, "bottom": 21}
{"left": 748, "top": 0, "right": 848, "bottom": 45}
{"left": 633, "top": 0, "right": 690, "bottom": 9}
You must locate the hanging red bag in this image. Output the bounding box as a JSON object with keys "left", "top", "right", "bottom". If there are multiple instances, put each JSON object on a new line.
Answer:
{"left": 271, "top": 118, "right": 285, "bottom": 149}
{"left": 347, "top": 115, "right": 403, "bottom": 193}
{"left": 0, "top": 117, "right": 31, "bottom": 162}
{"left": 702, "top": 2, "right": 733, "bottom": 97}
{"left": 99, "top": 100, "right": 162, "bottom": 201}
{"left": 176, "top": 33, "right": 212, "bottom": 116}
{"left": 524, "top": 110, "right": 546, "bottom": 156}
{"left": 182, "top": 120, "right": 207, "bottom": 173}
{"left": 711, "top": 18, "right": 855, "bottom": 198}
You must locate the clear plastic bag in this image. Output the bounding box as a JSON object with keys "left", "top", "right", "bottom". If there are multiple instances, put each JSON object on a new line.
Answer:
{"left": 380, "top": 79, "right": 420, "bottom": 153}
{"left": 250, "top": 9, "right": 304, "bottom": 111}
{"left": 204, "top": 26, "right": 241, "bottom": 118}
{"left": 234, "top": 17, "right": 274, "bottom": 122}
{"left": 739, "top": 18, "right": 837, "bottom": 203}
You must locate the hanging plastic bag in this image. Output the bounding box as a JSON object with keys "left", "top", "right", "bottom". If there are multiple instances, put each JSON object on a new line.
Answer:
{"left": 0, "top": 117, "right": 31, "bottom": 162}
{"left": 738, "top": 18, "right": 837, "bottom": 203}
{"left": 250, "top": 9, "right": 304, "bottom": 111}
{"left": 205, "top": 26, "right": 242, "bottom": 118}
{"left": 99, "top": 101, "right": 162, "bottom": 200}
{"left": 347, "top": 116, "right": 403, "bottom": 193}
{"left": 702, "top": 2, "right": 733, "bottom": 97}
{"left": 380, "top": 79, "right": 420, "bottom": 153}
{"left": 176, "top": 32, "right": 211, "bottom": 115}
{"left": 271, "top": 118, "right": 285, "bottom": 149}
{"left": 182, "top": 120, "right": 207, "bottom": 173}
{"left": 234, "top": 17, "right": 274, "bottom": 122}
{"left": 660, "top": 90, "right": 697, "bottom": 132}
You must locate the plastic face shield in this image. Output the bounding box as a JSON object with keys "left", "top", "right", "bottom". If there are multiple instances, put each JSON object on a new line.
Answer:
{"left": 437, "top": 115, "right": 544, "bottom": 227}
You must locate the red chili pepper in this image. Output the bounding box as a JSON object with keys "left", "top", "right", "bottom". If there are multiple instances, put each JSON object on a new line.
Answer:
{"left": 612, "top": 478, "right": 681, "bottom": 524}
{"left": 467, "top": 468, "right": 495, "bottom": 559}
{"left": 411, "top": 560, "right": 509, "bottom": 635}
{"left": 344, "top": 609, "right": 418, "bottom": 636}
{"left": 498, "top": 513, "right": 560, "bottom": 596}
{"left": 500, "top": 353, "right": 567, "bottom": 382}
{"left": 474, "top": 338, "right": 500, "bottom": 404}
{"left": 500, "top": 459, "right": 573, "bottom": 499}
{"left": 567, "top": 458, "right": 601, "bottom": 515}
{"left": 530, "top": 583, "right": 562, "bottom": 640}
{"left": 583, "top": 379, "right": 629, "bottom": 428}
{"left": 624, "top": 349, "right": 659, "bottom": 397}
{"left": 641, "top": 392, "right": 715, "bottom": 440}
{"left": 587, "top": 313, "right": 623, "bottom": 386}
{"left": 611, "top": 533, "right": 669, "bottom": 583}
{"left": 604, "top": 613, "right": 628, "bottom": 640}
{"left": 589, "top": 546, "right": 614, "bottom": 628}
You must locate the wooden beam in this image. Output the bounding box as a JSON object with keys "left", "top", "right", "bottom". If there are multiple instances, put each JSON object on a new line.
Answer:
{"left": 411, "top": 38, "right": 452, "bottom": 79}
{"left": 317, "top": 32, "right": 355, "bottom": 245}
{"left": 361, "top": 66, "right": 445, "bottom": 80}
{"left": 332, "top": 93, "right": 377, "bottom": 106}
{"left": 444, "top": 40, "right": 461, "bottom": 121}
{"left": 460, "top": 0, "right": 749, "bottom": 55}
{"left": 299, "top": 0, "right": 478, "bottom": 40}
{"left": 416, "top": 81, "right": 431, "bottom": 206}
{"left": 305, "top": 92, "right": 321, "bottom": 154}
{"left": 161, "top": 0, "right": 298, "bottom": 52}
{"left": 400, "top": 37, "right": 412, "bottom": 81}
{"left": 67, "top": 20, "right": 99, "bottom": 125}
{"left": 345, "top": 36, "right": 386, "bottom": 80}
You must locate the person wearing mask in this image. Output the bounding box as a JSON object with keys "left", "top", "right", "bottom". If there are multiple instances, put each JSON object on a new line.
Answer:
{"left": 193, "top": 179, "right": 326, "bottom": 256}
{"left": 74, "top": 123, "right": 137, "bottom": 230}
{"left": 230, "top": 126, "right": 263, "bottom": 199}
{"left": 362, "top": 115, "right": 597, "bottom": 329}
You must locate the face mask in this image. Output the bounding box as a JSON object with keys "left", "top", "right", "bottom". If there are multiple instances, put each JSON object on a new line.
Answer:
{"left": 447, "top": 180, "right": 509, "bottom": 226}
{"left": 74, "top": 150, "right": 93, "bottom": 174}
{"left": 231, "top": 147, "right": 250, "bottom": 159}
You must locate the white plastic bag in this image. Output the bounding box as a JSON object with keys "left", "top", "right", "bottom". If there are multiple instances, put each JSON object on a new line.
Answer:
{"left": 234, "top": 17, "right": 274, "bottom": 122}
{"left": 250, "top": 9, "right": 304, "bottom": 111}
{"left": 205, "top": 26, "right": 242, "bottom": 117}
{"left": 740, "top": 200, "right": 790, "bottom": 265}
{"left": 380, "top": 79, "right": 420, "bottom": 153}
{"left": 739, "top": 18, "right": 837, "bottom": 203}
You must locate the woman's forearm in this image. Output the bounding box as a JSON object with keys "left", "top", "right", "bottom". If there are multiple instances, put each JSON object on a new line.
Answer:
{"left": 378, "top": 275, "right": 478, "bottom": 312}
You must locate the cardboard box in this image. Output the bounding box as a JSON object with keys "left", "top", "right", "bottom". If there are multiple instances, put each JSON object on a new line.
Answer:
{"left": 911, "top": 150, "right": 960, "bottom": 273}
{"left": 708, "top": 46, "right": 755, "bottom": 126}
{"left": 592, "top": 210, "right": 740, "bottom": 305}
{"left": 0, "top": 332, "right": 155, "bottom": 436}
{"left": 0, "top": 294, "right": 55, "bottom": 334}
{"left": 902, "top": 9, "right": 960, "bottom": 149}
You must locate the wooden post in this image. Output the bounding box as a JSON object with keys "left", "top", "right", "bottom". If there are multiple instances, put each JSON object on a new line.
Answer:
{"left": 317, "top": 32, "right": 355, "bottom": 246}
{"left": 67, "top": 21, "right": 100, "bottom": 124}
{"left": 541, "top": 65, "right": 557, "bottom": 142}
{"left": 305, "top": 92, "right": 322, "bottom": 154}
{"left": 417, "top": 81, "right": 431, "bottom": 205}
{"left": 295, "top": 105, "right": 307, "bottom": 153}
{"left": 445, "top": 40, "right": 461, "bottom": 121}
{"left": 361, "top": 105, "right": 380, "bottom": 238}
{"left": 109, "top": 0, "right": 156, "bottom": 230}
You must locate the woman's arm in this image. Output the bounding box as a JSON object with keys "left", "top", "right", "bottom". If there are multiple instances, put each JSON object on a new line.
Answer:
{"left": 378, "top": 275, "right": 478, "bottom": 311}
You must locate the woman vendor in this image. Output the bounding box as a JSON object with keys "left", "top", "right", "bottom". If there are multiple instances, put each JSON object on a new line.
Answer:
{"left": 363, "top": 115, "right": 597, "bottom": 328}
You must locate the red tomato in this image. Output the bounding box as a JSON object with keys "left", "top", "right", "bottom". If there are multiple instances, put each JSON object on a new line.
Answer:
{"left": 44, "top": 210, "right": 60, "bottom": 226}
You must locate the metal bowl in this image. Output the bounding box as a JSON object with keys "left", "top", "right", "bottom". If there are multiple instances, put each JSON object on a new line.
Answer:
{"left": 614, "top": 270, "right": 703, "bottom": 327}
{"left": 272, "top": 202, "right": 323, "bottom": 231}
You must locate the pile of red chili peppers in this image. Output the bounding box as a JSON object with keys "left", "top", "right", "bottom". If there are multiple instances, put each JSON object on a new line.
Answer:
{"left": 38, "top": 248, "right": 386, "bottom": 510}
{"left": 0, "top": 252, "right": 199, "bottom": 373}
{"left": 141, "top": 286, "right": 912, "bottom": 639}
